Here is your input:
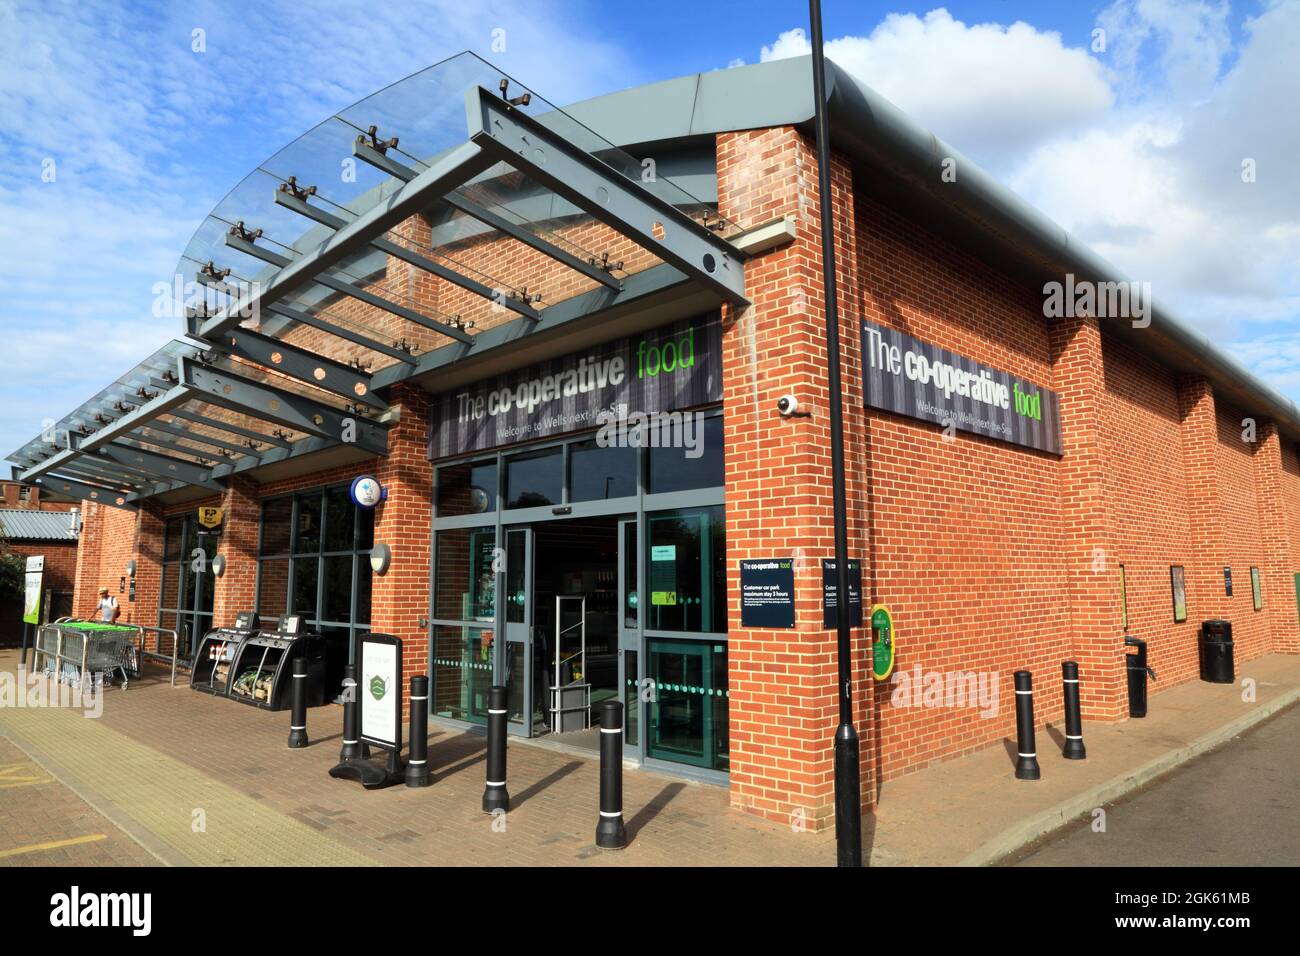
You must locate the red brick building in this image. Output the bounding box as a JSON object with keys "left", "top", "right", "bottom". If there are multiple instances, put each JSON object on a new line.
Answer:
{"left": 0, "top": 507, "right": 80, "bottom": 642}
{"left": 9, "top": 53, "right": 1300, "bottom": 831}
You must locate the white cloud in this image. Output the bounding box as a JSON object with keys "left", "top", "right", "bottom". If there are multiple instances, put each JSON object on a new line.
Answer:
{"left": 755, "top": 2, "right": 1300, "bottom": 400}
{"left": 759, "top": 10, "right": 1114, "bottom": 168}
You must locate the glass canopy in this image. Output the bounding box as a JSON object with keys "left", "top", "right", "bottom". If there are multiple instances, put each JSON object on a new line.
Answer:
{"left": 9, "top": 51, "right": 747, "bottom": 506}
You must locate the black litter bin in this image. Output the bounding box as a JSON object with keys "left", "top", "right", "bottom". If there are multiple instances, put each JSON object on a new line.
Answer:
{"left": 1199, "top": 619, "right": 1235, "bottom": 684}
{"left": 1124, "top": 637, "right": 1156, "bottom": 717}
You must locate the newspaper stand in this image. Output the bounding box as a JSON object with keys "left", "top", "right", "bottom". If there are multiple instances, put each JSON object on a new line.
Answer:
{"left": 330, "top": 633, "right": 404, "bottom": 789}
{"left": 190, "top": 611, "right": 261, "bottom": 697}
{"left": 227, "top": 614, "right": 326, "bottom": 711}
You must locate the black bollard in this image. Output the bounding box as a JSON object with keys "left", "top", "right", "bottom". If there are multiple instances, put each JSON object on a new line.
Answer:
{"left": 482, "top": 685, "right": 510, "bottom": 813}
{"left": 339, "top": 665, "right": 363, "bottom": 762}
{"left": 287, "top": 656, "right": 309, "bottom": 749}
{"left": 1061, "top": 661, "right": 1086, "bottom": 760}
{"left": 1013, "top": 670, "right": 1041, "bottom": 780}
{"left": 405, "top": 675, "right": 432, "bottom": 787}
{"left": 595, "top": 700, "right": 627, "bottom": 849}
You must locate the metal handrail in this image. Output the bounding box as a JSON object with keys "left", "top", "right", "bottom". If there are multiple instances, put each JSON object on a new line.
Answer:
{"left": 137, "top": 625, "right": 181, "bottom": 686}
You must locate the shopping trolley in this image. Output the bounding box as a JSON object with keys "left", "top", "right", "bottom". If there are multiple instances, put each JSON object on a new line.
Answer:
{"left": 33, "top": 620, "right": 143, "bottom": 690}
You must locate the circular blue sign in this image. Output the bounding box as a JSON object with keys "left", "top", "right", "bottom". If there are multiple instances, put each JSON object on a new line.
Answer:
{"left": 349, "top": 475, "right": 385, "bottom": 509}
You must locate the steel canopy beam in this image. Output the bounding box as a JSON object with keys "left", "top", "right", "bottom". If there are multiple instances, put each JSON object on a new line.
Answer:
{"left": 180, "top": 357, "right": 388, "bottom": 456}
{"left": 271, "top": 189, "right": 540, "bottom": 322}
{"left": 168, "top": 408, "right": 293, "bottom": 450}
{"left": 128, "top": 428, "right": 231, "bottom": 464}
{"left": 264, "top": 302, "right": 420, "bottom": 366}
{"left": 353, "top": 140, "right": 622, "bottom": 292}
{"left": 142, "top": 417, "right": 260, "bottom": 457}
{"left": 202, "top": 326, "right": 388, "bottom": 412}
{"left": 223, "top": 233, "right": 475, "bottom": 345}
{"left": 466, "top": 86, "right": 747, "bottom": 305}
{"left": 57, "top": 458, "right": 149, "bottom": 491}
{"left": 100, "top": 441, "right": 226, "bottom": 491}
{"left": 19, "top": 384, "right": 192, "bottom": 483}
{"left": 199, "top": 141, "right": 496, "bottom": 340}
{"left": 35, "top": 474, "right": 138, "bottom": 512}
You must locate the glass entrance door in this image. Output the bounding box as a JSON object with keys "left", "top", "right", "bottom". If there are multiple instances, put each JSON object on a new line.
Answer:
{"left": 502, "top": 527, "right": 540, "bottom": 734}
{"left": 617, "top": 518, "right": 642, "bottom": 757}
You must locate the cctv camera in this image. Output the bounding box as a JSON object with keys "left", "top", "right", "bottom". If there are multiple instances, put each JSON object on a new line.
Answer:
{"left": 777, "top": 394, "right": 808, "bottom": 417}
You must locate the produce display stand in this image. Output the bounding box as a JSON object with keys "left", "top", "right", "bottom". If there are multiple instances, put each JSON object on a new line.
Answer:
{"left": 190, "top": 611, "right": 261, "bottom": 697}
{"left": 226, "top": 614, "right": 326, "bottom": 711}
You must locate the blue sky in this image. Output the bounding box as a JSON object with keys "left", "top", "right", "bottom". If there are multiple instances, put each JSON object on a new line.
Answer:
{"left": 2, "top": 0, "right": 1298, "bottom": 473}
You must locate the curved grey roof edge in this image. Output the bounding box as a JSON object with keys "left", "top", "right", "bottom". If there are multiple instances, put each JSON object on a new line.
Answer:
{"left": 564, "top": 55, "right": 1300, "bottom": 443}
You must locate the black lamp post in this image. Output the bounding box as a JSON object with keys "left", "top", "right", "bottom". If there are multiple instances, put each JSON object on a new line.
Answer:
{"left": 808, "top": 0, "right": 864, "bottom": 868}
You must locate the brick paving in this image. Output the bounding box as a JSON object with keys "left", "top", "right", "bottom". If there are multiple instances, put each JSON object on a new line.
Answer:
{"left": 0, "top": 737, "right": 154, "bottom": 867}
{"left": 0, "top": 651, "right": 833, "bottom": 866}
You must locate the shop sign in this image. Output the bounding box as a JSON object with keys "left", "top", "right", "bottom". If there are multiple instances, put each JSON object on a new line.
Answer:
{"left": 22, "top": 555, "right": 43, "bottom": 626}
{"left": 861, "top": 319, "right": 1063, "bottom": 455}
{"left": 197, "top": 506, "right": 223, "bottom": 529}
{"left": 740, "top": 558, "right": 796, "bottom": 628}
{"left": 359, "top": 633, "right": 402, "bottom": 752}
{"left": 821, "top": 558, "right": 862, "bottom": 628}
{"left": 349, "top": 475, "right": 386, "bottom": 509}
{"left": 428, "top": 314, "right": 721, "bottom": 457}
{"left": 870, "top": 605, "right": 896, "bottom": 681}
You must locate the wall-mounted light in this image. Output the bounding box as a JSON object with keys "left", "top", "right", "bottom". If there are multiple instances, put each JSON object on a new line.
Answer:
{"left": 126, "top": 559, "right": 137, "bottom": 578}
{"left": 370, "top": 542, "right": 392, "bottom": 575}
{"left": 212, "top": 553, "right": 227, "bottom": 577}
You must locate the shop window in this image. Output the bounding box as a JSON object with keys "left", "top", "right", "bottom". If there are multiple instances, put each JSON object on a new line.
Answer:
{"left": 255, "top": 488, "right": 372, "bottom": 672}
{"left": 259, "top": 497, "right": 292, "bottom": 555}
{"left": 434, "top": 526, "right": 496, "bottom": 622}
{"left": 157, "top": 514, "right": 214, "bottom": 659}
{"left": 568, "top": 438, "right": 637, "bottom": 502}
{"left": 294, "top": 493, "right": 322, "bottom": 553}
{"left": 437, "top": 458, "right": 498, "bottom": 516}
{"left": 645, "top": 505, "right": 726, "bottom": 634}
{"left": 505, "top": 446, "right": 562, "bottom": 508}
{"left": 647, "top": 413, "right": 723, "bottom": 494}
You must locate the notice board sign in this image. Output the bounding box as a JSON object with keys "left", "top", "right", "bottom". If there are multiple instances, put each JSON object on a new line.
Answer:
{"left": 359, "top": 633, "right": 403, "bottom": 753}
{"left": 821, "top": 559, "right": 862, "bottom": 629}
{"left": 740, "top": 559, "right": 796, "bottom": 628}
{"left": 22, "top": 555, "right": 44, "bottom": 626}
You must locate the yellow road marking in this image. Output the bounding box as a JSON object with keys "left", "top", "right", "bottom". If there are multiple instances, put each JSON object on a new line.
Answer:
{"left": 0, "top": 834, "right": 107, "bottom": 859}
{"left": 0, "top": 761, "right": 50, "bottom": 789}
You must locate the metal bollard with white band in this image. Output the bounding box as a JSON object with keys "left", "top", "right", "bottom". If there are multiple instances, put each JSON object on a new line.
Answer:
{"left": 339, "top": 665, "right": 363, "bottom": 762}
{"left": 287, "top": 656, "right": 309, "bottom": 749}
{"left": 405, "top": 675, "right": 432, "bottom": 788}
{"left": 595, "top": 700, "right": 627, "bottom": 849}
{"left": 1013, "top": 670, "right": 1041, "bottom": 780}
{"left": 482, "top": 685, "right": 510, "bottom": 813}
{"left": 1061, "top": 660, "right": 1087, "bottom": 760}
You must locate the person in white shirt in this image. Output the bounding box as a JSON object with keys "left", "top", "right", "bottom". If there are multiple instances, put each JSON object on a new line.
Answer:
{"left": 96, "top": 587, "right": 119, "bottom": 623}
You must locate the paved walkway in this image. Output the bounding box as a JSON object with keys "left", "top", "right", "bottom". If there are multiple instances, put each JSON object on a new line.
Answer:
{"left": 0, "top": 650, "right": 831, "bottom": 866}
{"left": 3, "top": 648, "right": 1297, "bottom": 867}
{"left": 0, "top": 737, "right": 154, "bottom": 866}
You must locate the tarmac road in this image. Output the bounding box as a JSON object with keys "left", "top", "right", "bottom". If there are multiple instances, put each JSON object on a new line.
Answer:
{"left": 1009, "top": 702, "right": 1300, "bottom": 866}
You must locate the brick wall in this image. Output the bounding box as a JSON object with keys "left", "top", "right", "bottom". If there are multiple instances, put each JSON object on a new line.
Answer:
{"left": 718, "top": 127, "right": 871, "bottom": 830}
